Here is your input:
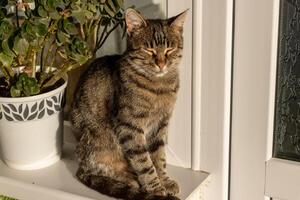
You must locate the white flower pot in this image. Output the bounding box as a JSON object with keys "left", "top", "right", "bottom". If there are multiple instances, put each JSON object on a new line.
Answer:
{"left": 0, "top": 80, "right": 67, "bottom": 170}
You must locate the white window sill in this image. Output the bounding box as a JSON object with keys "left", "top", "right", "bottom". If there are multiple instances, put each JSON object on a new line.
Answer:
{"left": 0, "top": 122, "right": 209, "bottom": 200}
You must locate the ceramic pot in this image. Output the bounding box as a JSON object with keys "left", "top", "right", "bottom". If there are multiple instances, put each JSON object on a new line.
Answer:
{"left": 0, "top": 80, "right": 67, "bottom": 170}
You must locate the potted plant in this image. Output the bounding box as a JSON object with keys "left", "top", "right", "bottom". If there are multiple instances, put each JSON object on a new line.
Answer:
{"left": 0, "top": 0, "right": 125, "bottom": 170}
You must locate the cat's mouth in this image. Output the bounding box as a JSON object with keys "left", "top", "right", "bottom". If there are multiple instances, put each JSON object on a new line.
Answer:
{"left": 155, "top": 70, "right": 168, "bottom": 77}
{"left": 154, "top": 65, "right": 168, "bottom": 77}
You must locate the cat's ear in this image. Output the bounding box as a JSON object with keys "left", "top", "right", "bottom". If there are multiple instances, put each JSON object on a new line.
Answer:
{"left": 169, "top": 9, "right": 189, "bottom": 30}
{"left": 125, "top": 8, "right": 147, "bottom": 36}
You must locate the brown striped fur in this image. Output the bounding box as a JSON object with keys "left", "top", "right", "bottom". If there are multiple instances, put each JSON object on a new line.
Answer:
{"left": 70, "top": 8, "right": 187, "bottom": 200}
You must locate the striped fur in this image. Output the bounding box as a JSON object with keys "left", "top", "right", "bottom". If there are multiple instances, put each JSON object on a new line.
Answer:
{"left": 70, "top": 8, "right": 187, "bottom": 200}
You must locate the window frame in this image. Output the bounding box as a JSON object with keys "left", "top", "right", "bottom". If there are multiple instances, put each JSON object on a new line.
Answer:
{"left": 265, "top": 0, "right": 300, "bottom": 199}
{"left": 230, "top": 0, "right": 300, "bottom": 199}
{"left": 190, "top": 0, "right": 233, "bottom": 200}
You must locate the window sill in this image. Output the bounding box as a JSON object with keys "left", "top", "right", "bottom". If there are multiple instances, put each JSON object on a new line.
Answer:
{"left": 0, "top": 122, "right": 209, "bottom": 200}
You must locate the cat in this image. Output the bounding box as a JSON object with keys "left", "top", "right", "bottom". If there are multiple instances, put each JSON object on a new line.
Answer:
{"left": 70, "top": 8, "right": 187, "bottom": 200}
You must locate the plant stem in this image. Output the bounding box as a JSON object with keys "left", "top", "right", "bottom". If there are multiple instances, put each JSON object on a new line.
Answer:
{"left": 96, "top": 21, "right": 120, "bottom": 52}
{"left": 90, "top": 19, "right": 100, "bottom": 51}
{"left": 88, "top": 19, "right": 93, "bottom": 32}
{"left": 79, "top": 24, "right": 85, "bottom": 40}
{"left": 41, "top": 63, "right": 75, "bottom": 89}
{"left": 40, "top": 46, "right": 45, "bottom": 72}
{"left": 94, "top": 18, "right": 102, "bottom": 48}
{"left": 38, "top": 41, "right": 56, "bottom": 86}
{"left": 32, "top": 50, "right": 36, "bottom": 78}
{"left": 44, "top": 41, "right": 56, "bottom": 71}
{"left": 42, "top": 52, "right": 92, "bottom": 89}
{"left": 94, "top": 22, "right": 108, "bottom": 55}
{"left": 39, "top": 20, "right": 54, "bottom": 72}
{"left": 93, "top": 25, "right": 97, "bottom": 51}
{"left": 3, "top": 65, "right": 14, "bottom": 78}
{"left": 0, "top": 65, "right": 10, "bottom": 79}
{"left": 15, "top": 2, "right": 20, "bottom": 28}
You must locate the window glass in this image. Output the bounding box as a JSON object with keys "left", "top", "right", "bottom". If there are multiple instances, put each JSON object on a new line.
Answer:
{"left": 273, "top": 0, "right": 300, "bottom": 161}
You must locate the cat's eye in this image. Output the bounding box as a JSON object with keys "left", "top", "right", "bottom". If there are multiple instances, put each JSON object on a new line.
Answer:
{"left": 143, "top": 48, "right": 157, "bottom": 55}
{"left": 164, "top": 47, "right": 176, "bottom": 55}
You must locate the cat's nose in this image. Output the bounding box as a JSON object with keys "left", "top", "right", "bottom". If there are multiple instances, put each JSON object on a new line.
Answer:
{"left": 157, "top": 62, "right": 166, "bottom": 70}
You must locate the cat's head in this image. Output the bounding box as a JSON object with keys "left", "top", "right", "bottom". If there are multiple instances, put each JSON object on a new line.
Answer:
{"left": 125, "top": 8, "right": 188, "bottom": 78}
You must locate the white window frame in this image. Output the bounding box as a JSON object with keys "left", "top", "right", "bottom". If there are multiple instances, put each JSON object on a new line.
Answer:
{"left": 230, "top": 0, "right": 277, "bottom": 199}
{"left": 191, "top": 0, "right": 233, "bottom": 200}
{"left": 265, "top": 0, "right": 300, "bottom": 199}
{"left": 231, "top": 0, "right": 300, "bottom": 199}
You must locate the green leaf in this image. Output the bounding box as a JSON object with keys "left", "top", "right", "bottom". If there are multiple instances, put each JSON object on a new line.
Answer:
{"left": 71, "top": 10, "right": 86, "bottom": 24}
{"left": 23, "top": 78, "right": 40, "bottom": 96}
{"left": 16, "top": 80, "right": 23, "bottom": 90}
{"left": 71, "top": 53, "right": 88, "bottom": 65}
{"left": 0, "top": 20, "right": 13, "bottom": 38}
{"left": 49, "top": 11, "right": 61, "bottom": 20}
{"left": 84, "top": 10, "right": 94, "bottom": 19}
{"left": 40, "top": 0, "right": 47, "bottom": 7}
{"left": 0, "top": 52, "right": 13, "bottom": 67}
{"left": 11, "top": 73, "right": 40, "bottom": 97}
{"left": 88, "top": 4, "right": 97, "bottom": 13}
{"left": 19, "top": 73, "right": 28, "bottom": 82}
{"left": 29, "top": 39, "right": 40, "bottom": 48}
{"left": 36, "top": 23, "right": 48, "bottom": 36}
{"left": 115, "top": 0, "right": 123, "bottom": 8}
{"left": 104, "top": 4, "right": 115, "bottom": 17}
{"left": 22, "top": 21, "right": 37, "bottom": 39}
{"left": 23, "top": 22, "right": 33, "bottom": 33}
{"left": 38, "top": 6, "right": 48, "bottom": 17}
{"left": 63, "top": 19, "right": 78, "bottom": 35}
{"left": 70, "top": 2, "right": 80, "bottom": 10}
{"left": 13, "top": 37, "right": 29, "bottom": 55}
{"left": 2, "top": 39, "right": 15, "bottom": 57}
{"left": 10, "top": 86, "right": 21, "bottom": 97}
{"left": 107, "top": 0, "right": 117, "bottom": 13}
{"left": 57, "top": 31, "right": 70, "bottom": 44}
{"left": 46, "top": 0, "right": 58, "bottom": 10}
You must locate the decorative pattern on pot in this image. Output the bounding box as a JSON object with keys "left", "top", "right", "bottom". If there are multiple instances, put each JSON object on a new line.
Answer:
{"left": 0, "top": 91, "right": 65, "bottom": 122}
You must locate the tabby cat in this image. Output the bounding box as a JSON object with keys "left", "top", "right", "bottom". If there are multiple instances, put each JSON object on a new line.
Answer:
{"left": 70, "top": 8, "right": 187, "bottom": 200}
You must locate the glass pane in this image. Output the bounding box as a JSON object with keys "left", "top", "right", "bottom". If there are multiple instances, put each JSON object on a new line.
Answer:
{"left": 273, "top": 0, "right": 300, "bottom": 161}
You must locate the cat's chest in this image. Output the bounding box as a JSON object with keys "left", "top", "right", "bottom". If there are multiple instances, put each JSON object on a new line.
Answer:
{"left": 124, "top": 85, "right": 177, "bottom": 111}
{"left": 152, "top": 93, "right": 177, "bottom": 110}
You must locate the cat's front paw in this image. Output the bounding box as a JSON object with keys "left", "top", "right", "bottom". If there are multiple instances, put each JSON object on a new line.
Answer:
{"left": 162, "top": 179, "right": 180, "bottom": 195}
{"left": 152, "top": 186, "right": 167, "bottom": 196}
{"left": 143, "top": 184, "right": 167, "bottom": 196}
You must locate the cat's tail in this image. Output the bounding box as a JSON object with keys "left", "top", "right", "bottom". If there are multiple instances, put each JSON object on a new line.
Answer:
{"left": 78, "top": 173, "right": 180, "bottom": 200}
